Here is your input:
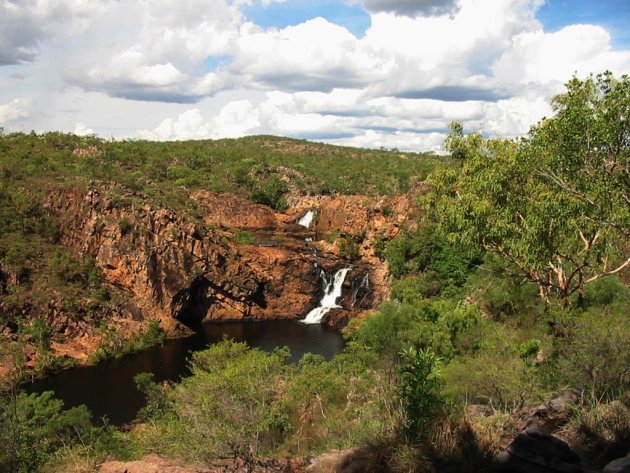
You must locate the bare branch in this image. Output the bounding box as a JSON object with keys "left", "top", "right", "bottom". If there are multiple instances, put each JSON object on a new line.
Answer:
{"left": 585, "top": 257, "right": 630, "bottom": 284}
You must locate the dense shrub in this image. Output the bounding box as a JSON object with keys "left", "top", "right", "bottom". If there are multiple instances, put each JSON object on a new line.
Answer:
{"left": 553, "top": 312, "right": 630, "bottom": 398}
{"left": 0, "top": 391, "right": 93, "bottom": 473}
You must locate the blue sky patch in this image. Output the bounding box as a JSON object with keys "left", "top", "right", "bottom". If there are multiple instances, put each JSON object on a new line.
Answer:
{"left": 202, "top": 55, "right": 234, "bottom": 73}
{"left": 537, "top": 0, "right": 630, "bottom": 48}
{"left": 243, "top": 0, "right": 371, "bottom": 38}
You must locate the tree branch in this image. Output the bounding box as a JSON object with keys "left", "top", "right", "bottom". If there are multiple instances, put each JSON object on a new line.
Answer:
{"left": 585, "top": 257, "right": 630, "bottom": 284}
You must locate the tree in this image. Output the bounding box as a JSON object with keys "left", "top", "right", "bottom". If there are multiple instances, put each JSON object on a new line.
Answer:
{"left": 429, "top": 73, "right": 629, "bottom": 305}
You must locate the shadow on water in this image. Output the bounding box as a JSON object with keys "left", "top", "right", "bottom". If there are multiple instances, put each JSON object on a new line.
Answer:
{"left": 24, "top": 320, "right": 344, "bottom": 425}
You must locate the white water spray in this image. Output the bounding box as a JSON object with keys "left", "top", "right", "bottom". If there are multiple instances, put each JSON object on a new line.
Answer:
{"left": 301, "top": 267, "right": 350, "bottom": 324}
{"left": 298, "top": 210, "right": 315, "bottom": 228}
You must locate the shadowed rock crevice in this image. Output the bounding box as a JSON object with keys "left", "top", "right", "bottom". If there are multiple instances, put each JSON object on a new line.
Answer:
{"left": 171, "top": 277, "right": 270, "bottom": 325}
{"left": 171, "top": 276, "right": 213, "bottom": 324}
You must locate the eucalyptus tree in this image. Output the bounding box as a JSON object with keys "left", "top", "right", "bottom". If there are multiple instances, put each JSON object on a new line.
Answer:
{"left": 429, "top": 72, "right": 629, "bottom": 306}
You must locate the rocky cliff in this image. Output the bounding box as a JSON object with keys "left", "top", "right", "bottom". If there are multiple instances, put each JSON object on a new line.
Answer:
{"left": 43, "top": 185, "right": 410, "bottom": 345}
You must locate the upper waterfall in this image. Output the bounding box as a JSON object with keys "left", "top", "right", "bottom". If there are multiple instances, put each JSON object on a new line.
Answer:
{"left": 297, "top": 210, "right": 315, "bottom": 228}
{"left": 301, "top": 267, "right": 350, "bottom": 324}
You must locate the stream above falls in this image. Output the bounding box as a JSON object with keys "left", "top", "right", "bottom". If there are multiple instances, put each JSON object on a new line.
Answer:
{"left": 24, "top": 319, "right": 344, "bottom": 425}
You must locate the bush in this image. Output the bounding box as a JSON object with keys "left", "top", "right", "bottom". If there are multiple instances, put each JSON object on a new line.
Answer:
{"left": 118, "top": 218, "right": 133, "bottom": 236}
{"left": 384, "top": 225, "right": 480, "bottom": 294}
{"left": 442, "top": 323, "right": 545, "bottom": 409}
{"left": 339, "top": 235, "right": 360, "bottom": 260}
{"left": 398, "top": 348, "right": 444, "bottom": 441}
{"left": 582, "top": 276, "right": 630, "bottom": 309}
{"left": 0, "top": 391, "right": 94, "bottom": 473}
{"left": 554, "top": 312, "right": 630, "bottom": 398}
{"left": 149, "top": 341, "right": 290, "bottom": 466}
{"left": 235, "top": 230, "right": 256, "bottom": 245}
{"left": 49, "top": 250, "right": 83, "bottom": 284}
{"left": 250, "top": 175, "right": 288, "bottom": 210}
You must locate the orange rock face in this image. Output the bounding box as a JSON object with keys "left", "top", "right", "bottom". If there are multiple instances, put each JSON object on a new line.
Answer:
{"left": 44, "top": 186, "right": 416, "bottom": 347}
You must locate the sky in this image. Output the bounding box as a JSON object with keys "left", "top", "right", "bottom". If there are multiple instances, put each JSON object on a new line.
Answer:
{"left": 1, "top": 0, "right": 629, "bottom": 152}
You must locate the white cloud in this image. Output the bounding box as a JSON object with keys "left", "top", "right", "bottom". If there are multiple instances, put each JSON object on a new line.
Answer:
{"left": 0, "top": 98, "right": 31, "bottom": 124}
{"left": 67, "top": 0, "right": 242, "bottom": 102}
{"left": 0, "top": 0, "right": 112, "bottom": 65}
{"left": 233, "top": 17, "right": 393, "bottom": 91}
{"left": 359, "top": 0, "right": 460, "bottom": 17}
{"left": 2, "top": 0, "right": 630, "bottom": 151}
{"left": 494, "top": 24, "right": 630, "bottom": 84}
{"left": 73, "top": 122, "right": 94, "bottom": 136}
{"left": 138, "top": 100, "right": 261, "bottom": 140}
{"left": 331, "top": 129, "right": 447, "bottom": 152}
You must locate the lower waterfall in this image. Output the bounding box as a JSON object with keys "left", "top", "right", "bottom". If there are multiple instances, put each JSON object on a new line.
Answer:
{"left": 301, "top": 267, "right": 350, "bottom": 324}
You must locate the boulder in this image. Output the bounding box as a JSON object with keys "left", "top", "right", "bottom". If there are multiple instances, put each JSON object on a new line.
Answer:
{"left": 496, "top": 427, "right": 583, "bottom": 473}
{"left": 604, "top": 452, "right": 630, "bottom": 473}
{"left": 513, "top": 390, "right": 581, "bottom": 433}
{"left": 306, "top": 448, "right": 373, "bottom": 473}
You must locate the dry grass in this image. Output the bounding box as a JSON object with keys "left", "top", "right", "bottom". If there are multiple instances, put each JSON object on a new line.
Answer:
{"left": 559, "top": 399, "right": 630, "bottom": 468}
{"left": 38, "top": 445, "right": 99, "bottom": 473}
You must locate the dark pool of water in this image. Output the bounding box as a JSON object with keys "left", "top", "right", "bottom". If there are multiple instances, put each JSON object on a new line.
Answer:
{"left": 24, "top": 320, "right": 344, "bottom": 425}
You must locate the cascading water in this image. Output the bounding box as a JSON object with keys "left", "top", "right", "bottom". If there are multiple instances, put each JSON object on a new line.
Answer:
{"left": 350, "top": 272, "right": 370, "bottom": 307}
{"left": 301, "top": 267, "right": 350, "bottom": 324}
{"left": 298, "top": 210, "right": 315, "bottom": 228}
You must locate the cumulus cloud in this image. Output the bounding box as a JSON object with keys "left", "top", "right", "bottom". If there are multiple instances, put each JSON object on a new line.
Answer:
{"left": 233, "top": 17, "right": 393, "bottom": 92}
{"left": 138, "top": 100, "right": 262, "bottom": 140}
{"left": 3, "top": 0, "right": 630, "bottom": 150}
{"left": 359, "top": 0, "right": 459, "bottom": 17}
{"left": 73, "top": 122, "right": 94, "bottom": 136}
{"left": 0, "top": 98, "right": 31, "bottom": 124}
{"left": 0, "top": 0, "right": 111, "bottom": 65}
{"left": 493, "top": 24, "right": 630, "bottom": 84}
{"left": 67, "top": 0, "right": 243, "bottom": 102}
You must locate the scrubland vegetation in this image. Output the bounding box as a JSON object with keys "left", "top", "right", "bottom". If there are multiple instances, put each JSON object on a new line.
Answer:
{"left": 1, "top": 73, "right": 629, "bottom": 472}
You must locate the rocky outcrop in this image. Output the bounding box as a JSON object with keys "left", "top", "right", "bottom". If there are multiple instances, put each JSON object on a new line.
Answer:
{"left": 496, "top": 427, "right": 583, "bottom": 473}
{"left": 99, "top": 454, "right": 308, "bottom": 473}
{"left": 46, "top": 189, "right": 335, "bottom": 330}
{"left": 605, "top": 452, "right": 630, "bottom": 473}
{"left": 45, "top": 187, "right": 405, "bottom": 337}
{"left": 512, "top": 390, "right": 582, "bottom": 434}
{"left": 192, "top": 191, "right": 280, "bottom": 230}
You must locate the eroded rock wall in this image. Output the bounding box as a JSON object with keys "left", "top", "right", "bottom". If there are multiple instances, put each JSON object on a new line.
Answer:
{"left": 45, "top": 185, "right": 416, "bottom": 338}
{"left": 46, "top": 188, "right": 332, "bottom": 331}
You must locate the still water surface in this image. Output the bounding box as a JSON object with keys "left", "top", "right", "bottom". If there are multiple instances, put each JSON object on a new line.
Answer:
{"left": 25, "top": 320, "right": 344, "bottom": 425}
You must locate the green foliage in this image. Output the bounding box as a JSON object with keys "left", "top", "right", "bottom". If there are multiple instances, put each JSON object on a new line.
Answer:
{"left": 397, "top": 348, "right": 444, "bottom": 441}
{"left": 134, "top": 372, "right": 170, "bottom": 421}
{"left": 339, "top": 235, "right": 360, "bottom": 260}
{"left": 90, "top": 321, "right": 164, "bottom": 363}
{"left": 234, "top": 229, "right": 256, "bottom": 245}
{"left": 384, "top": 225, "right": 480, "bottom": 297}
{"left": 150, "top": 340, "right": 290, "bottom": 466}
{"left": 428, "top": 72, "right": 630, "bottom": 305}
{"left": 553, "top": 312, "right": 630, "bottom": 398}
{"left": 323, "top": 229, "right": 340, "bottom": 244}
{"left": 0, "top": 391, "right": 93, "bottom": 473}
{"left": 442, "top": 323, "right": 546, "bottom": 410}
{"left": 250, "top": 174, "right": 289, "bottom": 210}
{"left": 49, "top": 250, "right": 84, "bottom": 284}
{"left": 118, "top": 217, "right": 133, "bottom": 236}
{"left": 581, "top": 276, "right": 630, "bottom": 309}
{"left": 467, "top": 253, "right": 543, "bottom": 319}
{"left": 348, "top": 299, "right": 481, "bottom": 364}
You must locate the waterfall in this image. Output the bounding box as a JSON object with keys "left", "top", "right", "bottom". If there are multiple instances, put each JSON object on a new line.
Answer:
{"left": 297, "top": 210, "right": 315, "bottom": 228}
{"left": 350, "top": 272, "right": 370, "bottom": 307}
{"left": 301, "top": 267, "right": 350, "bottom": 324}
